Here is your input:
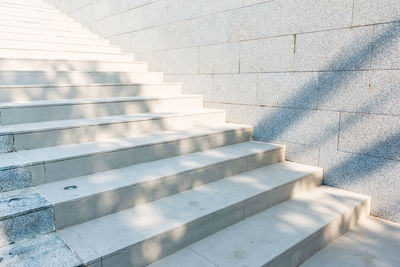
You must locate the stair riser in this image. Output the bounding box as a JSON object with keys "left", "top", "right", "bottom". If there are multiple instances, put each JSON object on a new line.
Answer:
{"left": 0, "top": 32, "right": 109, "bottom": 46}
{"left": 1, "top": 128, "right": 252, "bottom": 192}
{"left": 2, "top": 111, "right": 226, "bottom": 152}
{"left": 0, "top": 50, "right": 134, "bottom": 63}
{"left": 93, "top": 172, "right": 321, "bottom": 267}
{"left": 0, "top": 40, "right": 121, "bottom": 53}
{"left": 0, "top": 60, "right": 148, "bottom": 72}
{"left": 0, "top": 84, "right": 182, "bottom": 102}
{"left": 0, "top": 208, "right": 54, "bottom": 248}
{"left": 0, "top": 71, "right": 162, "bottom": 86}
{"left": 0, "top": 97, "right": 203, "bottom": 125}
{"left": 266, "top": 199, "right": 371, "bottom": 267}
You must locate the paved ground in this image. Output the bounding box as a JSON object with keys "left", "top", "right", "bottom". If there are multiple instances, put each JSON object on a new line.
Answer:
{"left": 301, "top": 216, "right": 400, "bottom": 267}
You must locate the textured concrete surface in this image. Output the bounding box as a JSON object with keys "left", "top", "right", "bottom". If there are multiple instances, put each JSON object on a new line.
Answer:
{"left": 0, "top": 233, "right": 82, "bottom": 267}
{"left": 46, "top": 0, "right": 400, "bottom": 223}
{"left": 149, "top": 186, "right": 370, "bottom": 267}
{"left": 0, "top": 135, "right": 13, "bottom": 153}
{"left": 301, "top": 217, "right": 400, "bottom": 267}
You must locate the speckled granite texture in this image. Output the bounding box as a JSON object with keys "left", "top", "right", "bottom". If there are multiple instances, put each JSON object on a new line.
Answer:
{"left": 0, "top": 233, "right": 82, "bottom": 267}
{"left": 44, "top": 0, "right": 400, "bottom": 222}
{"left": 0, "top": 188, "right": 54, "bottom": 247}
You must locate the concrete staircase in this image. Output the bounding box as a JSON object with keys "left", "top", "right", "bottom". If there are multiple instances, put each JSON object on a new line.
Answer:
{"left": 0, "top": 1, "right": 371, "bottom": 266}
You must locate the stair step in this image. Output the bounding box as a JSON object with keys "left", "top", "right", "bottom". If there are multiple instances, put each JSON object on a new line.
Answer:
{"left": 0, "top": 20, "right": 88, "bottom": 33}
{"left": 43, "top": 160, "right": 314, "bottom": 229}
{"left": 149, "top": 186, "right": 371, "bottom": 267}
{"left": 0, "top": 108, "right": 225, "bottom": 151}
{"left": 58, "top": 163, "right": 324, "bottom": 266}
{"left": 2, "top": 131, "right": 260, "bottom": 245}
{"left": 0, "top": 10, "right": 75, "bottom": 23}
{"left": 0, "top": 95, "right": 203, "bottom": 125}
{"left": 300, "top": 217, "right": 400, "bottom": 267}
{"left": 0, "top": 141, "right": 285, "bottom": 245}
{"left": 0, "top": 161, "right": 321, "bottom": 266}
{"left": 0, "top": 7, "right": 71, "bottom": 20}
{"left": 0, "top": 71, "right": 162, "bottom": 86}
{"left": 0, "top": 26, "right": 98, "bottom": 39}
{"left": 0, "top": 39, "right": 121, "bottom": 53}
{"left": 0, "top": 83, "right": 182, "bottom": 102}
{"left": 0, "top": 125, "right": 254, "bottom": 191}
{"left": 0, "top": 32, "right": 109, "bottom": 46}
{"left": 0, "top": 14, "right": 80, "bottom": 27}
{"left": 0, "top": 2, "right": 60, "bottom": 13}
{"left": 0, "top": 49, "right": 134, "bottom": 62}
{"left": 0, "top": 59, "right": 148, "bottom": 72}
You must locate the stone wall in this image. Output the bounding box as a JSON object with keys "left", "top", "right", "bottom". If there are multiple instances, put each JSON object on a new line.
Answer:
{"left": 46, "top": 0, "right": 400, "bottom": 222}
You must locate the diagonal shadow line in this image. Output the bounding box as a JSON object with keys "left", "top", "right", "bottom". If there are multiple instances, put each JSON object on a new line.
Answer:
{"left": 256, "top": 22, "right": 400, "bottom": 144}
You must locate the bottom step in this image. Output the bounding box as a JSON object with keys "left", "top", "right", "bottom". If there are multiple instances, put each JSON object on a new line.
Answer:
{"left": 0, "top": 185, "right": 369, "bottom": 267}
{"left": 301, "top": 216, "right": 400, "bottom": 267}
{"left": 150, "top": 186, "right": 370, "bottom": 267}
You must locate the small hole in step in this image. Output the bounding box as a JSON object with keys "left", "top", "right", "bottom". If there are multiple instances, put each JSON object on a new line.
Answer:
{"left": 8, "top": 198, "right": 20, "bottom": 204}
{"left": 64, "top": 185, "right": 77, "bottom": 191}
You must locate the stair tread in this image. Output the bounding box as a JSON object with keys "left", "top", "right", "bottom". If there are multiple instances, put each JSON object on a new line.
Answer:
{"left": 0, "top": 108, "right": 222, "bottom": 134}
{"left": 0, "top": 82, "right": 179, "bottom": 89}
{"left": 0, "top": 123, "right": 251, "bottom": 168}
{"left": 0, "top": 94, "right": 200, "bottom": 107}
{"left": 58, "top": 162, "right": 323, "bottom": 264}
{"left": 301, "top": 217, "right": 400, "bottom": 267}
{"left": 37, "top": 141, "right": 285, "bottom": 206}
{"left": 149, "top": 186, "right": 370, "bottom": 267}
{"left": 0, "top": 49, "right": 131, "bottom": 56}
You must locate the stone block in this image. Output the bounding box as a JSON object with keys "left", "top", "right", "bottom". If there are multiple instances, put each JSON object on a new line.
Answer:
{"left": 295, "top": 27, "right": 374, "bottom": 71}
{"left": 0, "top": 135, "right": 13, "bottom": 153}
{"left": 212, "top": 74, "right": 257, "bottom": 105}
{"left": 0, "top": 167, "right": 32, "bottom": 192}
{"left": 140, "top": 0, "right": 169, "bottom": 29}
{"left": 162, "top": 20, "right": 197, "bottom": 49}
{"left": 258, "top": 72, "right": 318, "bottom": 109}
{"left": 353, "top": 0, "right": 400, "bottom": 26}
{"left": 205, "top": 102, "right": 273, "bottom": 140}
{"left": 240, "top": 35, "right": 294, "bottom": 72}
{"left": 283, "top": 142, "right": 320, "bottom": 166}
{"left": 0, "top": 188, "right": 54, "bottom": 246}
{"left": 264, "top": 107, "right": 340, "bottom": 148}
{"left": 318, "top": 70, "right": 400, "bottom": 116}
{"left": 320, "top": 148, "right": 400, "bottom": 222}
{"left": 229, "top": 0, "right": 352, "bottom": 41}
{"left": 199, "top": 43, "right": 239, "bottom": 74}
{"left": 131, "top": 27, "right": 163, "bottom": 53}
{"left": 338, "top": 112, "right": 400, "bottom": 161}
{"left": 0, "top": 233, "right": 82, "bottom": 266}
{"left": 166, "top": 47, "right": 199, "bottom": 74}
{"left": 109, "top": 32, "right": 133, "bottom": 52}
{"left": 371, "top": 22, "right": 400, "bottom": 70}
{"left": 135, "top": 51, "right": 167, "bottom": 72}
{"left": 165, "top": 74, "right": 212, "bottom": 101}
